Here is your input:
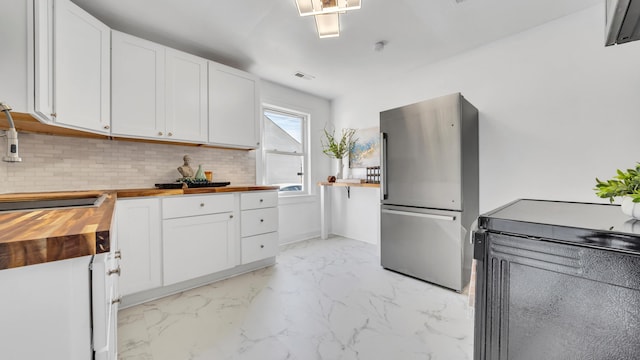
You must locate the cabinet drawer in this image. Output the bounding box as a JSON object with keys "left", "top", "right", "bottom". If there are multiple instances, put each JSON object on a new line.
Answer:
{"left": 241, "top": 232, "right": 278, "bottom": 264}
{"left": 241, "top": 207, "right": 278, "bottom": 237}
{"left": 241, "top": 191, "right": 278, "bottom": 210}
{"left": 163, "top": 194, "right": 234, "bottom": 219}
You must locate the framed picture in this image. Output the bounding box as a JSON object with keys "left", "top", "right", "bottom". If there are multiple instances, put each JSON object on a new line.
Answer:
{"left": 349, "top": 127, "right": 380, "bottom": 168}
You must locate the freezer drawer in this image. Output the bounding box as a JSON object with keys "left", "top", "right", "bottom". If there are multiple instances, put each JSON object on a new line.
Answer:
{"left": 380, "top": 205, "right": 464, "bottom": 291}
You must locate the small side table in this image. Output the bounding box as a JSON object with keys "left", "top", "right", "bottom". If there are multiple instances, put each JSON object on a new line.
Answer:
{"left": 317, "top": 181, "right": 380, "bottom": 239}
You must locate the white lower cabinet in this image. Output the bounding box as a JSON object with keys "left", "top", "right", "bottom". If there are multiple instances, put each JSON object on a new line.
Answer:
{"left": 118, "top": 191, "right": 278, "bottom": 305}
{"left": 163, "top": 211, "right": 236, "bottom": 285}
{"left": 241, "top": 207, "right": 278, "bottom": 237}
{"left": 240, "top": 191, "right": 279, "bottom": 264}
{"left": 115, "top": 198, "right": 161, "bottom": 296}
{"left": 241, "top": 232, "right": 279, "bottom": 265}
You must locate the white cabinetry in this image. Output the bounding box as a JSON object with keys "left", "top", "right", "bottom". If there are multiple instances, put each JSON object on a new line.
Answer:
{"left": 111, "top": 31, "right": 207, "bottom": 143}
{"left": 111, "top": 31, "right": 164, "bottom": 139}
{"left": 33, "top": 0, "right": 110, "bottom": 134}
{"left": 240, "top": 191, "right": 279, "bottom": 264}
{"left": 162, "top": 194, "right": 237, "bottom": 285}
{"left": 0, "top": 257, "right": 93, "bottom": 359}
{"left": 165, "top": 48, "right": 208, "bottom": 142}
{"left": 117, "top": 191, "right": 279, "bottom": 307}
{"left": 208, "top": 62, "right": 260, "bottom": 149}
{"left": 115, "top": 197, "right": 162, "bottom": 296}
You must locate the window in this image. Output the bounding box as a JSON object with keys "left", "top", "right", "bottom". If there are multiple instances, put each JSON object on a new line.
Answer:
{"left": 262, "top": 107, "right": 308, "bottom": 195}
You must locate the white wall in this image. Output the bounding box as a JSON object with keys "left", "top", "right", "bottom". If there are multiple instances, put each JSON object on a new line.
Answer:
{"left": 259, "top": 80, "right": 332, "bottom": 244}
{"left": 331, "top": 5, "right": 640, "bottom": 243}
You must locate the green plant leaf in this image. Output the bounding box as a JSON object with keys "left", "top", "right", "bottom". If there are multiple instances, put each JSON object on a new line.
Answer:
{"left": 594, "top": 163, "right": 640, "bottom": 203}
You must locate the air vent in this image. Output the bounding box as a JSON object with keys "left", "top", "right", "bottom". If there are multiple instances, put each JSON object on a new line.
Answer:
{"left": 294, "top": 71, "right": 315, "bottom": 80}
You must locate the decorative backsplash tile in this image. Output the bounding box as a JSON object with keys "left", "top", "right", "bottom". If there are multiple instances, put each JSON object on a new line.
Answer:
{"left": 0, "top": 133, "right": 256, "bottom": 193}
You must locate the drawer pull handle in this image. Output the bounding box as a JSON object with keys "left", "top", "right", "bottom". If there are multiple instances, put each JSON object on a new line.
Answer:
{"left": 200, "top": 203, "right": 205, "bottom": 207}
{"left": 229, "top": 214, "right": 234, "bottom": 219}
{"left": 260, "top": 244, "right": 264, "bottom": 249}
{"left": 111, "top": 297, "right": 122, "bottom": 305}
{"left": 107, "top": 267, "right": 121, "bottom": 276}
{"left": 260, "top": 199, "right": 264, "bottom": 203}
{"left": 114, "top": 250, "right": 122, "bottom": 259}
{"left": 158, "top": 131, "right": 163, "bottom": 136}
{"left": 260, "top": 219, "right": 264, "bottom": 223}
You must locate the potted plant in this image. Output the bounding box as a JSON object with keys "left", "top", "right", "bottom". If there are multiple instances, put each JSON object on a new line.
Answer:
{"left": 321, "top": 128, "right": 356, "bottom": 179}
{"left": 594, "top": 163, "right": 640, "bottom": 219}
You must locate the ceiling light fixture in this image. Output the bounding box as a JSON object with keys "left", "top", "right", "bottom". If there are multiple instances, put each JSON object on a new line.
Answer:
{"left": 295, "top": 0, "right": 362, "bottom": 38}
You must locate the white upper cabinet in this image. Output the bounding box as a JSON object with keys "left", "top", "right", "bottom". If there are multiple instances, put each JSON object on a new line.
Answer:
{"left": 111, "top": 31, "right": 165, "bottom": 139}
{"left": 165, "top": 49, "right": 208, "bottom": 143}
{"left": 111, "top": 32, "right": 207, "bottom": 143}
{"left": 208, "top": 62, "right": 260, "bottom": 149}
{"left": 33, "top": 0, "right": 110, "bottom": 134}
{"left": 4, "top": 1, "right": 261, "bottom": 147}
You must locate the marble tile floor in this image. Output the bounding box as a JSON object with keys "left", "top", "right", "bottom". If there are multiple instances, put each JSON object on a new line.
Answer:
{"left": 118, "top": 237, "right": 474, "bottom": 360}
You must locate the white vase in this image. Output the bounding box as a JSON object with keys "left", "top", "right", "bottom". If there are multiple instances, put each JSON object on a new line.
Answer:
{"left": 343, "top": 159, "right": 351, "bottom": 179}
{"left": 621, "top": 196, "right": 640, "bottom": 220}
{"left": 336, "top": 158, "right": 343, "bottom": 179}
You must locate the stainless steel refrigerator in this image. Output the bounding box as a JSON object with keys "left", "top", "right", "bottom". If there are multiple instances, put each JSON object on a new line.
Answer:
{"left": 380, "top": 93, "right": 478, "bottom": 292}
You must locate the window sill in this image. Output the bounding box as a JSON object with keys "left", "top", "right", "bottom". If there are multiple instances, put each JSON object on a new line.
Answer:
{"left": 277, "top": 193, "right": 317, "bottom": 205}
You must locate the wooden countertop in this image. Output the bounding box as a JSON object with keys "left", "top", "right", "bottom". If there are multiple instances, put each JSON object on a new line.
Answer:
{"left": 0, "top": 185, "right": 278, "bottom": 270}
{"left": 115, "top": 185, "right": 279, "bottom": 198}
{"left": 0, "top": 190, "right": 116, "bottom": 270}
{"left": 317, "top": 181, "right": 380, "bottom": 188}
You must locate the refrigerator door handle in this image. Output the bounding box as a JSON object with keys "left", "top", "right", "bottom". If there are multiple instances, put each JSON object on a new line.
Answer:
{"left": 381, "top": 209, "right": 456, "bottom": 221}
{"left": 380, "top": 132, "right": 388, "bottom": 200}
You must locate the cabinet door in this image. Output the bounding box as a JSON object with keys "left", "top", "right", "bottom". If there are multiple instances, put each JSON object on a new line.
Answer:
{"left": 163, "top": 212, "right": 236, "bottom": 286}
{"left": 33, "top": 0, "right": 54, "bottom": 121}
{"left": 115, "top": 198, "right": 162, "bottom": 296}
{"left": 111, "top": 31, "right": 165, "bottom": 139}
{"left": 53, "top": 0, "right": 110, "bottom": 134}
{"left": 165, "top": 48, "right": 208, "bottom": 143}
{"left": 208, "top": 62, "right": 259, "bottom": 148}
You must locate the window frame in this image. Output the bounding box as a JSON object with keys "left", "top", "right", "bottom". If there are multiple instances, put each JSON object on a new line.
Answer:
{"left": 260, "top": 104, "right": 311, "bottom": 197}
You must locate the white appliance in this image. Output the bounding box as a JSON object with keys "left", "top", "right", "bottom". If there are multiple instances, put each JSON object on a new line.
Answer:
{"left": 0, "top": 250, "right": 119, "bottom": 359}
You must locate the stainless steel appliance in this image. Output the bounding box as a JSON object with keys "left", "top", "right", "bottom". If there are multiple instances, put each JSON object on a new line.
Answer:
{"left": 380, "top": 93, "right": 478, "bottom": 292}
{"left": 605, "top": 0, "right": 640, "bottom": 46}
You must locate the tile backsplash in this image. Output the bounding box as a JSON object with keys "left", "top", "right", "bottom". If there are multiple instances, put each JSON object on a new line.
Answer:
{"left": 0, "top": 133, "right": 256, "bottom": 193}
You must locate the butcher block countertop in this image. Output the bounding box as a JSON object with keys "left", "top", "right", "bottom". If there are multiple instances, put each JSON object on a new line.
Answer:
{"left": 0, "top": 185, "right": 279, "bottom": 270}
{"left": 0, "top": 190, "right": 116, "bottom": 270}
{"left": 116, "top": 185, "right": 279, "bottom": 198}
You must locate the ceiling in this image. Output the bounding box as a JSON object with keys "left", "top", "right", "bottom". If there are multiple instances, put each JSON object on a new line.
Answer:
{"left": 71, "top": 0, "right": 603, "bottom": 100}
